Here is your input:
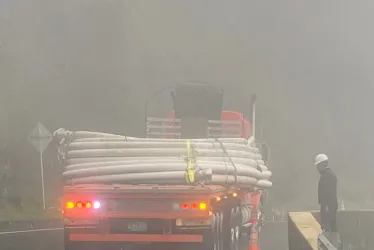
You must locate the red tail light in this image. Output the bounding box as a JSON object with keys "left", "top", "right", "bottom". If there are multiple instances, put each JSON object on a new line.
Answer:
{"left": 180, "top": 202, "right": 207, "bottom": 210}
{"left": 66, "top": 201, "right": 101, "bottom": 210}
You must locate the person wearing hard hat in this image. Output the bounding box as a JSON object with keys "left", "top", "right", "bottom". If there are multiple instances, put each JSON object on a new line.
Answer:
{"left": 314, "top": 153, "right": 338, "bottom": 233}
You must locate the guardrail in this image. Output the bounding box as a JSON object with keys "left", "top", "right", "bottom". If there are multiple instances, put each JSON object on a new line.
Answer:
{"left": 0, "top": 219, "right": 62, "bottom": 232}
{"left": 318, "top": 232, "right": 340, "bottom": 250}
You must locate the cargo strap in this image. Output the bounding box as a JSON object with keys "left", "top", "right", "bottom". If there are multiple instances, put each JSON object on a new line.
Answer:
{"left": 185, "top": 140, "right": 196, "bottom": 184}
{"left": 211, "top": 137, "right": 238, "bottom": 186}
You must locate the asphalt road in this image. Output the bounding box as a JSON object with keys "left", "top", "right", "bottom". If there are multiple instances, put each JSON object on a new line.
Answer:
{"left": 0, "top": 228, "right": 64, "bottom": 250}
{"left": 0, "top": 222, "right": 288, "bottom": 250}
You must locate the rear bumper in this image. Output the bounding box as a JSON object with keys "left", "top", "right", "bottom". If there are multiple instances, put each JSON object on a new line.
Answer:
{"left": 69, "top": 233, "right": 203, "bottom": 243}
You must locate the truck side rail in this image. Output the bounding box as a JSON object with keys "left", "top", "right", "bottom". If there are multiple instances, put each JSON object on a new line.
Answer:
{"left": 146, "top": 117, "right": 243, "bottom": 138}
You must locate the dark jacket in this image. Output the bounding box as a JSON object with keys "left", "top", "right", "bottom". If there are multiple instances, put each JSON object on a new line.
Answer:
{"left": 318, "top": 168, "right": 338, "bottom": 208}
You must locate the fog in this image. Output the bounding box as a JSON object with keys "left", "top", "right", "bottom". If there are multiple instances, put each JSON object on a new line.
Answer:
{"left": 1, "top": 0, "right": 374, "bottom": 211}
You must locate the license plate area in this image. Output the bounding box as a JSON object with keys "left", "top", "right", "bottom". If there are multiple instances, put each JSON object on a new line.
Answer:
{"left": 127, "top": 221, "right": 147, "bottom": 232}
{"left": 109, "top": 219, "right": 166, "bottom": 234}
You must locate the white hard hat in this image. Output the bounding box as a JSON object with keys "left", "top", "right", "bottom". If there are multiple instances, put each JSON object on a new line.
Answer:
{"left": 314, "top": 154, "right": 328, "bottom": 165}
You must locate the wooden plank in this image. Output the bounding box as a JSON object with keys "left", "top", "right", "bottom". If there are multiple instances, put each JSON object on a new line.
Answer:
{"left": 288, "top": 212, "right": 320, "bottom": 250}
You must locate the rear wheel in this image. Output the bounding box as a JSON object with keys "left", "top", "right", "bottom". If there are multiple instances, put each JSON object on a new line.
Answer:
{"left": 218, "top": 212, "right": 224, "bottom": 250}
{"left": 229, "top": 207, "right": 240, "bottom": 250}
{"left": 210, "top": 212, "right": 220, "bottom": 250}
{"left": 212, "top": 212, "right": 218, "bottom": 250}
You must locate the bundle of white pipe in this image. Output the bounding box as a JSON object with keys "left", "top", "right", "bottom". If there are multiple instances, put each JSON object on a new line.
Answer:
{"left": 54, "top": 128, "right": 272, "bottom": 189}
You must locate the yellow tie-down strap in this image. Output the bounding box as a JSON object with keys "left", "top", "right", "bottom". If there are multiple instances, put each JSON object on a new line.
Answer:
{"left": 185, "top": 140, "right": 196, "bottom": 184}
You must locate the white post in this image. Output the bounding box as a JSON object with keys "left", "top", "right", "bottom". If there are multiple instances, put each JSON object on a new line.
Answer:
{"left": 40, "top": 150, "right": 46, "bottom": 210}
{"left": 252, "top": 103, "right": 256, "bottom": 140}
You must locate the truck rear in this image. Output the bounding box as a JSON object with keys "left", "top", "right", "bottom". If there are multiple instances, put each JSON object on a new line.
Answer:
{"left": 63, "top": 184, "right": 250, "bottom": 250}
{"left": 57, "top": 83, "right": 271, "bottom": 250}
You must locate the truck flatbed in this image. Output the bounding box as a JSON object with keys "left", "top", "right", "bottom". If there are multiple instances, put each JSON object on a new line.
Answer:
{"left": 63, "top": 184, "right": 238, "bottom": 196}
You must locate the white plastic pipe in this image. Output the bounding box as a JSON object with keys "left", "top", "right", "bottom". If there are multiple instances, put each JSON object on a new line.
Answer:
{"left": 55, "top": 128, "right": 273, "bottom": 189}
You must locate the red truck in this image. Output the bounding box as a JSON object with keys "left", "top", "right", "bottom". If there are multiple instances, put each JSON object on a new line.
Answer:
{"left": 61, "top": 83, "right": 268, "bottom": 250}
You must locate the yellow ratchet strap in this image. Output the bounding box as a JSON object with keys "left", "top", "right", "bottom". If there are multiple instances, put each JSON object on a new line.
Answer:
{"left": 185, "top": 139, "right": 196, "bottom": 184}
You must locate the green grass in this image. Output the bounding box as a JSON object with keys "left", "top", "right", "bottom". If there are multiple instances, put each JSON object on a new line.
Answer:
{"left": 0, "top": 178, "right": 62, "bottom": 221}
{"left": 0, "top": 203, "right": 61, "bottom": 221}
{"left": 0, "top": 157, "right": 63, "bottom": 221}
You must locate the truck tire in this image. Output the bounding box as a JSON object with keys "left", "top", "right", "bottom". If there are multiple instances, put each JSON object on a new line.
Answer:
{"left": 216, "top": 211, "right": 224, "bottom": 250}
{"left": 229, "top": 207, "right": 240, "bottom": 250}
{"left": 218, "top": 212, "right": 224, "bottom": 250}
{"left": 212, "top": 212, "right": 218, "bottom": 250}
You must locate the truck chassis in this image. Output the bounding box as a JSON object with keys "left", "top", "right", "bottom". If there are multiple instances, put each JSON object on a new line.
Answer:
{"left": 63, "top": 184, "right": 250, "bottom": 250}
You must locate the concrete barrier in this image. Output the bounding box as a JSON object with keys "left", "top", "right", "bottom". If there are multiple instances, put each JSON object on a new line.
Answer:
{"left": 313, "top": 210, "right": 374, "bottom": 249}
{"left": 289, "top": 210, "right": 374, "bottom": 249}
